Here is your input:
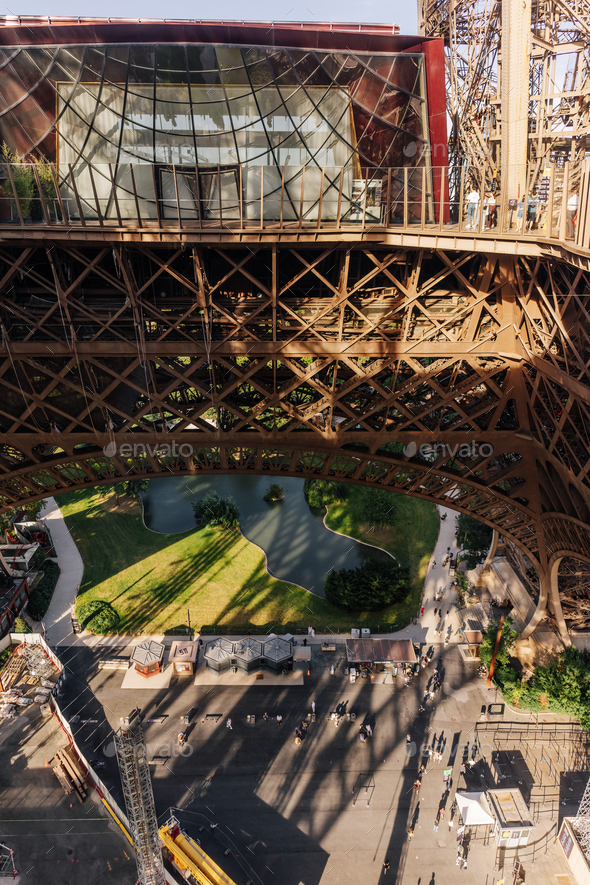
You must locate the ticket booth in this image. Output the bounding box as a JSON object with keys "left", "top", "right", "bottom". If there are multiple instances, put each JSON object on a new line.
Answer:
{"left": 168, "top": 641, "right": 198, "bottom": 675}
{"left": 131, "top": 640, "right": 165, "bottom": 678}
{"left": 487, "top": 788, "right": 533, "bottom": 848}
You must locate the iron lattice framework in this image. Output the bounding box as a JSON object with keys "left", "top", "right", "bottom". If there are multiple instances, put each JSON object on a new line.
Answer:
{"left": 573, "top": 776, "right": 590, "bottom": 860}
{"left": 114, "top": 724, "right": 164, "bottom": 885}
{"left": 1, "top": 238, "right": 590, "bottom": 636}
{"left": 419, "top": 0, "right": 590, "bottom": 188}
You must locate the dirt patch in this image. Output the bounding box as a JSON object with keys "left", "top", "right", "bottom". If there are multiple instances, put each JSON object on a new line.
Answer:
{"left": 357, "top": 523, "right": 396, "bottom": 550}
{"left": 100, "top": 492, "right": 140, "bottom": 515}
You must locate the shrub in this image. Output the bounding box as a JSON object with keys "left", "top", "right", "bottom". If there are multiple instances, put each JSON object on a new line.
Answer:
{"left": 324, "top": 558, "right": 409, "bottom": 611}
{"left": 77, "top": 600, "right": 120, "bottom": 634}
{"left": 263, "top": 483, "right": 284, "bottom": 502}
{"left": 192, "top": 491, "right": 240, "bottom": 529}
{"left": 27, "top": 559, "right": 60, "bottom": 620}
{"left": 11, "top": 616, "right": 31, "bottom": 634}
{"left": 303, "top": 479, "right": 348, "bottom": 508}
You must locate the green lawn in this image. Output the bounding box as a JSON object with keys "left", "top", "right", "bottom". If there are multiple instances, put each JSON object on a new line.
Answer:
{"left": 325, "top": 489, "right": 440, "bottom": 626}
{"left": 57, "top": 485, "right": 438, "bottom": 635}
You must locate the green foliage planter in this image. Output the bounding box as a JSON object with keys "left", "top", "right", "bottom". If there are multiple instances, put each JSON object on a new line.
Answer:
{"left": 303, "top": 479, "right": 348, "bottom": 508}
{"left": 27, "top": 560, "right": 60, "bottom": 620}
{"left": 12, "top": 617, "right": 31, "bottom": 634}
{"left": 193, "top": 490, "right": 240, "bottom": 529}
{"left": 325, "top": 558, "right": 410, "bottom": 611}
{"left": 77, "top": 600, "right": 120, "bottom": 634}
{"left": 263, "top": 483, "right": 284, "bottom": 502}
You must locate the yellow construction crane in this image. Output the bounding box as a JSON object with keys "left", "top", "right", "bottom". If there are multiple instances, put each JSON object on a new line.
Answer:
{"left": 158, "top": 816, "right": 239, "bottom": 885}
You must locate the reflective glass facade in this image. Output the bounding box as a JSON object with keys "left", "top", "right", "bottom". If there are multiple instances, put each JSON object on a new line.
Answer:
{"left": 0, "top": 20, "right": 446, "bottom": 223}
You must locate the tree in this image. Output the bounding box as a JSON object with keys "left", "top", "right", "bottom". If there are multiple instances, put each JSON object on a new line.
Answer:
{"left": 359, "top": 488, "right": 396, "bottom": 530}
{"left": 479, "top": 618, "right": 518, "bottom": 670}
{"left": 193, "top": 491, "right": 240, "bottom": 529}
{"left": 263, "top": 483, "right": 284, "bottom": 502}
{"left": 303, "top": 479, "right": 348, "bottom": 509}
{"left": 324, "top": 558, "right": 409, "bottom": 611}
{"left": 456, "top": 513, "right": 493, "bottom": 569}
{"left": 124, "top": 479, "right": 149, "bottom": 500}
{"left": 0, "top": 499, "right": 48, "bottom": 537}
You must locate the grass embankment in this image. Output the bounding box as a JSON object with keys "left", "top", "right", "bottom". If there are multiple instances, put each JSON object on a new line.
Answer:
{"left": 325, "top": 490, "right": 440, "bottom": 627}
{"left": 58, "top": 486, "right": 438, "bottom": 635}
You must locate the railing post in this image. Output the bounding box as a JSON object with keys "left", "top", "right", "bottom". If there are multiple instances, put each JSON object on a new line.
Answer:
{"left": 217, "top": 164, "right": 222, "bottom": 227}
{"left": 298, "top": 166, "right": 305, "bottom": 229}
{"left": 279, "top": 165, "right": 285, "bottom": 228}
{"left": 68, "top": 164, "right": 86, "bottom": 226}
{"left": 546, "top": 166, "right": 555, "bottom": 239}
{"left": 129, "top": 165, "right": 142, "bottom": 228}
{"left": 5, "top": 164, "right": 24, "bottom": 225}
{"left": 151, "top": 164, "right": 161, "bottom": 227}
{"left": 559, "top": 161, "right": 570, "bottom": 241}
{"left": 386, "top": 168, "right": 392, "bottom": 228}
{"left": 259, "top": 164, "right": 264, "bottom": 231}
{"left": 336, "top": 167, "right": 343, "bottom": 230}
{"left": 32, "top": 163, "right": 51, "bottom": 224}
{"left": 108, "top": 164, "right": 123, "bottom": 226}
{"left": 458, "top": 165, "right": 465, "bottom": 233}
{"left": 88, "top": 165, "right": 104, "bottom": 226}
{"left": 50, "top": 164, "right": 67, "bottom": 223}
{"left": 194, "top": 164, "right": 203, "bottom": 229}
{"left": 173, "top": 165, "right": 183, "bottom": 229}
{"left": 403, "top": 167, "right": 408, "bottom": 229}
{"left": 316, "top": 167, "right": 325, "bottom": 229}
{"left": 439, "top": 167, "right": 445, "bottom": 232}
{"left": 420, "top": 166, "right": 426, "bottom": 231}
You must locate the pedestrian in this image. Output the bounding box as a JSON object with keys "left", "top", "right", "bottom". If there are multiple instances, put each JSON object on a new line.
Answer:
{"left": 406, "top": 733, "right": 412, "bottom": 744}
{"left": 433, "top": 560, "right": 436, "bottom": 566}
{"left": 460, "top": 763, "right": 466, "bottom": 774}
{"left": 448, "top": 818, "right": 454, "bottom": 830}
{"left": 567, "top": 192, "right": 579, "bottom": 237}
{"left": 277, "top": 714, "right": 283, "bottom": 726}
{"left": 413, "top": 779, "right": 421, "bottom": 792}
{"left": 366, "top": 724, "right": 372, "bottom": 736}
{"left": 421, "top": 606, "right": 425, "bottom": 615}
{"left": 439, "top": 807, "right": 445, "bottom": 818}
{"left": 433, "top": 607, "right": 438, "bottom": 616}
{"left": 446, "top": 610, "right": 449, "bottom": 617}
{"left": 263, "top": 712, "right": 269, "bottom": 720}
{"left": 210, "top": 822, "right": 218, "bottom": 831}
{"left": 419, "top": 764, "right": 426, "bottom": 775}
{"left": 429, "top": 690, "right": 434, "bottom": 700}
{"left": 407, "top": 827, "right": 414, "bottom": 840}
{"left": 439, "top": 610, "right": 443, "bottom": 619}
{"left": 226, "top": 718, "right": 232, "bottom": 729}
{"left": 465, "top": 187, "right": 480, "bottom": 228}
{"left": 308, "top": 626, "right": 312, "bottom": 636}
{"left": 423, "top": 689, "right": 429, "bottom": 700}
{"left": 383, "top": 858, "right": 391, "bottom": 875}
{"left": 433, "top": 819, "right": 439, "bottom": 832}
{"left": 462, "top": 860, "right": 467, "bottom": 870}
{"left": 311, "top": 701, "right": 315, "bottom": 714}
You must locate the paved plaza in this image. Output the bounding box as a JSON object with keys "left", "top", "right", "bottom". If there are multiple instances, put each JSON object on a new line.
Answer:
{"left": 44, "top": 640, "right": 576, "bottom": 885}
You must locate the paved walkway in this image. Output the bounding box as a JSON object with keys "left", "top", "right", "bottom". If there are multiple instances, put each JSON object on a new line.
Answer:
{"left": 38, "top": 496, "right": 84, "bottom": 647}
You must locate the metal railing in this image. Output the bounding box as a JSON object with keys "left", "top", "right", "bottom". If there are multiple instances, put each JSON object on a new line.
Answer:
{"left": 0, "top": 159, "right": 588, "bottom": 251}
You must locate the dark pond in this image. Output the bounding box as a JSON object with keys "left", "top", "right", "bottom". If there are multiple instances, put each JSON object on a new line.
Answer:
{"left": 142, "top": 475, "right": 392, "bottom": 597}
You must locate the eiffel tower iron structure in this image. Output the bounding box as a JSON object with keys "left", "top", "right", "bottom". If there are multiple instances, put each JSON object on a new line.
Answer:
{"left": 0, "top": 17, "right": 589, "bottom": 642}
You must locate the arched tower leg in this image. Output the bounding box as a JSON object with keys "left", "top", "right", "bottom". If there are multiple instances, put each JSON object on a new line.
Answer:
{"left": 521, "top": 559, "right": 570, "bottom": 646}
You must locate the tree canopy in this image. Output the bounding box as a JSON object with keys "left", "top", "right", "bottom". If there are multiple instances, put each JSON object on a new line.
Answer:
{"left": 303, "top": 479, "right": 348, "bottom": 509}
{"left": 193, "top": 491, "right": 240, "bottom": 529}
{"left": 324, "top": 558, "right": 409, "bottom": 611}
{"left": 456, "top": 513, "right": 493, "bottom": 569}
